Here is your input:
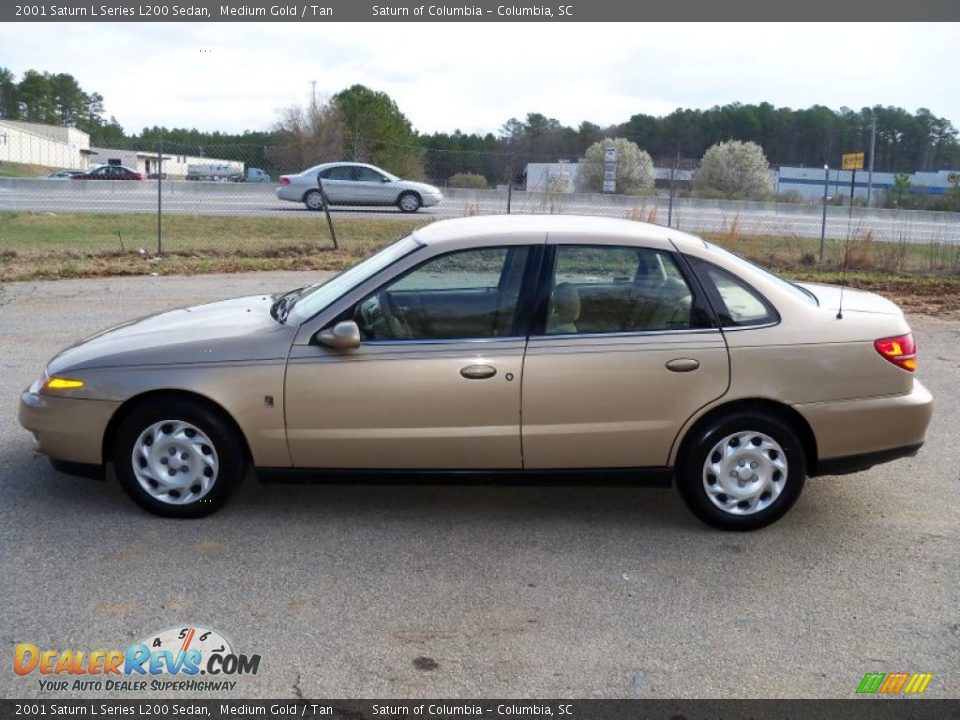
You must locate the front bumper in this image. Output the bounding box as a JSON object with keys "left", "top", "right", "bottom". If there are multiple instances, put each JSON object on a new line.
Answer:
{"left": 19, "top": 389, "right": 120, "bottom": 465}
{"left": 796, "top": 378, "right": 933, "bottom": 473}
{"left": 421, "top": 192, "right": 443, "bottom": 208}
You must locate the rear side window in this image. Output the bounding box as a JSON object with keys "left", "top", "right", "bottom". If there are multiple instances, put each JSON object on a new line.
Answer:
{"left": 540, "top": 245, "right": 712, "bottom": 335}
{"left": 688, "top": 258, "right": 778, "bottom": 327}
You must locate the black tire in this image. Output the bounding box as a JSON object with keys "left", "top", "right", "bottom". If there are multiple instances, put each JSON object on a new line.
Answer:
{"left": 113, "top": 398, "right": 245, "bottom": 518}
{"left": 397, "top": 191, "right": 421, "bottom": 213}
{"left": 303, "top": 189, "right": 325, "bottom": 211}
{"left": 675, "top": 411, "right": 806, "bottom": 531}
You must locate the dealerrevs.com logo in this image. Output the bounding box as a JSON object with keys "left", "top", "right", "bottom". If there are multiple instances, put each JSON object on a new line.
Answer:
{"left": 14, "top": 625, "right": 261, "bottom": 693}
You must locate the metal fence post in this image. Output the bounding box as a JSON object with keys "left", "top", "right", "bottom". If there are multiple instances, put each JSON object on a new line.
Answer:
{"left": 667, "top": 163, "right": 676, "bottom": 228}
{"left": 506, "top": 181, "right": 512, "bottom": 214}
{"left": 157, "top": 138, "right": 163, "bottom": 256}
{"left": 819, "top": 164, "right": 829, "bottom": 263}
{"left": 316, "top": 174, "right": 338, "bottom": 249}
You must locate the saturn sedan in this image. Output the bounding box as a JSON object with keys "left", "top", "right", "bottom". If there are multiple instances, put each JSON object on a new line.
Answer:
{"left": 19, "top": 216, "right": 932, "bottom": 529}
{"left": 276, "top": 162, "right": 443, "bottom": 213}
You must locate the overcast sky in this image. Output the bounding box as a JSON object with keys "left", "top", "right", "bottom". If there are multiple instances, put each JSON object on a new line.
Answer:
{"left": 1, "top": 22, "right": 958, "bottom": 135}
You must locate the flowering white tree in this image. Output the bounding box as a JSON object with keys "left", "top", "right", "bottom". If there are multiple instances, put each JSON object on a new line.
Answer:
{"left": 577, "top": 138, "right": 655, "bottom": 195}
{"left": 693, "top": 140, "right": 773, "bottom": 200}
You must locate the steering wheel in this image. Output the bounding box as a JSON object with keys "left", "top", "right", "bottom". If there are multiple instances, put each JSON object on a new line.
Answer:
{"left": 378, "top": 291, "right": 412, "bottom": 339}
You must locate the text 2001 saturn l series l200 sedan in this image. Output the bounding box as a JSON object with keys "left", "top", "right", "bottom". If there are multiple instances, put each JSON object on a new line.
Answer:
{"left": 20, "top": 215, "right": 932, "bottom": 530}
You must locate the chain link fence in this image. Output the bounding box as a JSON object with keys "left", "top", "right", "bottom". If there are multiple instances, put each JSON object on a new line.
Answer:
{"left": 2, "top": 135, "right": 960, "bottom": 279}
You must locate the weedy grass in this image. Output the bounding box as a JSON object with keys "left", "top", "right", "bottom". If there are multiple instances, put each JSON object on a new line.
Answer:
{"left": 1, "top": 210, "right": 958, "bottom": 314}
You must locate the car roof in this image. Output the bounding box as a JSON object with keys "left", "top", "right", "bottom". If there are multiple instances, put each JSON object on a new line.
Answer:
{"left": 306, "top": 161, "right": 381, "bottom": 172}
{"left": 410, "top": 215, "right": 706, "bottom": 250}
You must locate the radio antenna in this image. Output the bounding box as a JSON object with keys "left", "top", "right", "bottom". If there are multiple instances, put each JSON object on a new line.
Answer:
{"left": 837, "top": 229, "right": 849, "bottom": 320}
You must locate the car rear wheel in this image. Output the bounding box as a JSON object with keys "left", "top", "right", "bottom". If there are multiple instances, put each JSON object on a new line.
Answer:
{"left": 303, "top": 189, "right": 325, "bottom": 211}
{"left": 113, "top": 398, "right": 245, "bottom": 518}
{"left": 397, "top": 191, "right": 421, "bottom": 213}
{"left": 675, "top": 412, "right": 806, "bottom": 531}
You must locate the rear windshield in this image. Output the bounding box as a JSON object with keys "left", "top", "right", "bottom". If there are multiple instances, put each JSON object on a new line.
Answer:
{"left": 704, "top": 243, "right": 818, "bottom": 306}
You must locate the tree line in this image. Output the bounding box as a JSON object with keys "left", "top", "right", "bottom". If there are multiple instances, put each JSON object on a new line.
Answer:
{"left": 2, "top": 67, "right": 958, "bottom": 183}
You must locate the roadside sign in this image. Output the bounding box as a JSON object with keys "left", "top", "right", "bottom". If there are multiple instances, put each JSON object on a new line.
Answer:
{"left": 842, "top": 152, "right": 865, "bottom": 170}
{"left": 603, "top": 147, "right": 617, "bottom": 192}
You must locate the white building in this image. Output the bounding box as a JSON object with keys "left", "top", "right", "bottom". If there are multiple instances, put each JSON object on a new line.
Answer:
{"left": 525, "top": 161, "right": 695, "bottom": 193}
{"left": 775, "top": 166, "right": 959, "bottom": 203}
{"left": 89, "top": 147, "right": 243, "bottom": 178}
{"left": 525, "top": 161, "right": 580, "bottom": 192}
{"left": 0, "top": 119, "right": 93, "bottom": 169}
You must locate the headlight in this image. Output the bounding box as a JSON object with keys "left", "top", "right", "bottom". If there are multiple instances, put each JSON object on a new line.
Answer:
{"left": 44, "top": 376, "right": 85, "bottom": 391}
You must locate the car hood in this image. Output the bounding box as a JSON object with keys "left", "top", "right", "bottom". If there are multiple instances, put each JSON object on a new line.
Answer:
{"left": 47, "top": 294, "right": 297, "bottom": 374}
{"left": 795, "top": 282, "right": 903, "bottom": 315}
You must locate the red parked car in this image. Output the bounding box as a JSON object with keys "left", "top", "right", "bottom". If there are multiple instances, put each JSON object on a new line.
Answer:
{"left": 73, "top": 165, "right": 145, "bottom": 180}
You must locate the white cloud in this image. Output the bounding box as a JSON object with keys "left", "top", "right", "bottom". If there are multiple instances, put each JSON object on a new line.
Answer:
{"left": 1, "top": 22, "right": 957, "bottom": 135}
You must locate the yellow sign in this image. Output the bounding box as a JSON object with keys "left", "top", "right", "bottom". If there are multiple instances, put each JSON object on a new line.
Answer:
{"left": 842, "top": 152, "right": 865, "bottom": 170}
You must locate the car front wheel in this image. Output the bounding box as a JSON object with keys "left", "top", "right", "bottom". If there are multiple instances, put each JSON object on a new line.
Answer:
{"left": 675, "top": 412, "right": 806, "bottom": 531}
{"left": 397, "top": 192, "right": 421, "bottom": 213}
{"left": 113, "top": 398, "right": 245, "bottom": 518}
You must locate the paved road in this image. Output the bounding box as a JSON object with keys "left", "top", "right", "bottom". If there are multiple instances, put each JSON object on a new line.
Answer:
{"left": 1, "top": 179, "right": 959, "bottom": 243}
{"left": 0, "top": 271, "right": 957, "bottom": 699}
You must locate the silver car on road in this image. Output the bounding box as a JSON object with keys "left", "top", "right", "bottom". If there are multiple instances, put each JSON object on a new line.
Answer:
{"left": 276, "top": 161, "right": 443, "bottom": 213}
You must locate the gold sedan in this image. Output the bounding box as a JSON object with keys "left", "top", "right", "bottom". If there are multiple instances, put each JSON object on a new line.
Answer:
{"left": 19, "top": 216, "right": 933, "bottom": 529}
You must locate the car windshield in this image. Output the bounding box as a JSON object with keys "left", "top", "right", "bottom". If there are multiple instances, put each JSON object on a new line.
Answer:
{"left": 282, "top": 235, "right": 423, "bottom": 325}
{"left": 705, "top": 242, "right": 818, "bottom": 305}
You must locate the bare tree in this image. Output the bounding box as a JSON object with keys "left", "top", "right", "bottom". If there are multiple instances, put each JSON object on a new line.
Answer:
{"left": 269, "top": 96, "right": 345, "bottom": 173}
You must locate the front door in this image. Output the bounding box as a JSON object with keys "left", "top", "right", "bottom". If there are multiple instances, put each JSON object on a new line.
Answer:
{"left": 284, "top": 244, "right": 536, "bottom": 469}
{"left": 521, "top": 243, "right": 730, "bottom": 469}
{"left": 352, "top": 165, "right": 394, "bottom": 204}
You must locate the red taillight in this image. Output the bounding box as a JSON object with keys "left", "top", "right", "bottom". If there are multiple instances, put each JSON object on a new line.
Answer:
{"left": 874, "top": 333, "right": 917, "bottom": 371}
{"left": 279, "top": 176, "right": 290, "bottom": 186}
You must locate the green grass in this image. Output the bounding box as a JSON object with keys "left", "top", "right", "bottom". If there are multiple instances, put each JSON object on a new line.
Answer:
{"left": 0, "top": 161, "right": 61, "bottom": 178}
{"left": 0, "top": 210, "right": 957, "bottom": 314}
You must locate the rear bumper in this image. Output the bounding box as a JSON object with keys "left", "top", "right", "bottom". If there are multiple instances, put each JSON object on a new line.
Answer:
{"left": 18, "top": 389, "right": 119, "bottom": 465}
{"left": 814, "top": 442, "right": 923, "bottom": 476}
{"left": 275, "top": 185, "right": 303, "bottom": 202}
{"left": 796, "top": 379, "right": 933, "bottom": 473}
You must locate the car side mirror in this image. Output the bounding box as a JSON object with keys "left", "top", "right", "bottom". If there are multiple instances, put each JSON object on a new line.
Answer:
{"left": 317, "top": 320, "right": 361, "bottom": 350}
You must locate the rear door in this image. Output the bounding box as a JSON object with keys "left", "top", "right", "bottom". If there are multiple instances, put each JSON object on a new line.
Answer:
{"left": 317, "top": 165, "right": 356, "bottom": 203}
{"left": 521, "top": 241, "right": 730, "bottom": 469}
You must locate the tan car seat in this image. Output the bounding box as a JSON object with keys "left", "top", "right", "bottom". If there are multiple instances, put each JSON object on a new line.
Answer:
{"left": 547, "top": 282, "right": 581, "bottom": 334}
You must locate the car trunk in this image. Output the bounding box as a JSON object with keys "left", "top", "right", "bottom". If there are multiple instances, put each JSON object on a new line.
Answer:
{"left": 795, "top": 282, "right": 903, "bottom": 316}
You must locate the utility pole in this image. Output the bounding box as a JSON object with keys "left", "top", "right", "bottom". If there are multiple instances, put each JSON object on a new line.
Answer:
{"left": 309, "top": 80, "right": 317, "bottom": 109}
{"left": 866, "top": 113, "right": 877, "bottom": 207}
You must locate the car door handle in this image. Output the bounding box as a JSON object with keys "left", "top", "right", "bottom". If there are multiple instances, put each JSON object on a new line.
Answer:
{"left": 460, "top": 364, "right": 497, "bottom": 380}
{"left": 665, "top": 358, "right": 700, "bottom": 373}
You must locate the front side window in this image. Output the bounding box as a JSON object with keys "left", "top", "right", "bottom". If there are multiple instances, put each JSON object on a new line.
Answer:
{"left": 354, "top": 166, "right": 387, "bottom": 182}
{"left": 542, "top": 245, "right": 709, "bottom": 335}
{"left": 349, "top": 246, "right": 529, "bottom": 341}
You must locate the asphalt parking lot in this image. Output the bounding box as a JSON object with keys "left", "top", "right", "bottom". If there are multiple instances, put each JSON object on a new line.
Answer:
{"left": 0, "top": 271, "right": 957, "bottom": 700}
